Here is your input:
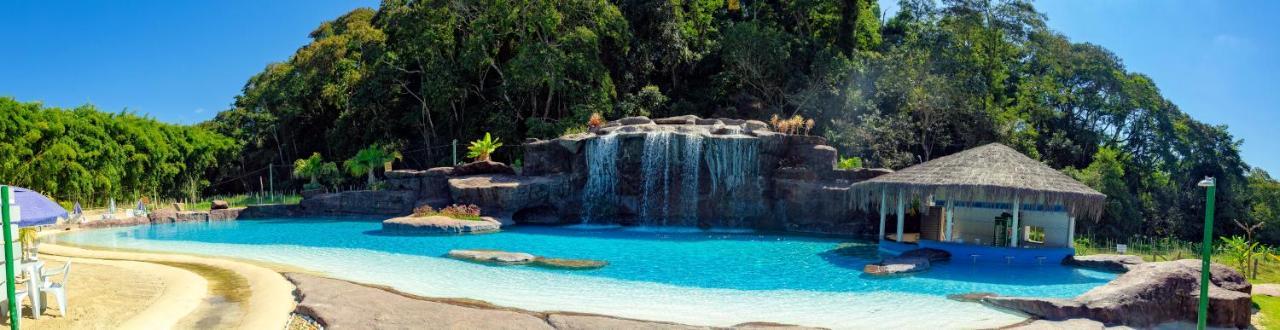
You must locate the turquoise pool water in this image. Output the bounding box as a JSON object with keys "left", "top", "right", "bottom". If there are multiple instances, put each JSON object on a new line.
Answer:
{"left": 51, "top": 217, "right": 1116, "bottom": 329}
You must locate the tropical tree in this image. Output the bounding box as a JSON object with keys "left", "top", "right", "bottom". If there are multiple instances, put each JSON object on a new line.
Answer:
{"left": 343, "top": 145, "right": 402, "bottom": 186}
{"left": 466, "top": 133, "right": 503, "bottom": 162}
{"left": 292, "top": 152, "right": 338, "bottom": 190}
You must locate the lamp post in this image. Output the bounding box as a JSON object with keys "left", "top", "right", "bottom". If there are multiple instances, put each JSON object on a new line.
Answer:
{"left": 1197, "top": 176, "right": 1216, "bottom": 330}
{"left": 1, "top": 186, "right": 17, "bottom": 329}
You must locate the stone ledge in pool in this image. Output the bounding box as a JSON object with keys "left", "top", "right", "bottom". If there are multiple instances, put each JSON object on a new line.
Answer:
{"left": 447, "top": 249, "right": 608, "bottom": 270}
{"left": 382, "top": 215, "right": 502, "bottom": 234}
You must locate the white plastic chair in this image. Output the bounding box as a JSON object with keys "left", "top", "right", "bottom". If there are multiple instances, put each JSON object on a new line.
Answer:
{"left": 38, "top": 261, "right": 70, "bottom": 317}
{"left": 0, "top": 280, "right": 29, "bottom": 321}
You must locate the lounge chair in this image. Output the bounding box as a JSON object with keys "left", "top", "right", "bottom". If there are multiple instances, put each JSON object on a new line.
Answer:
{"left": 39, "top": 261, "right": 70, "bottom": 317}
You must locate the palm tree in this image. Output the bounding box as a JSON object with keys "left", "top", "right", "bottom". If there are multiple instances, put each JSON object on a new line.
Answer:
{"left": 344, "top": 145, "right": 403, "bottom": 186}
{"left": 293, "top": 153, "right": 338, "bottom": 190}
{"left": 467, "top": 132, "right": 503, "bottom": 162}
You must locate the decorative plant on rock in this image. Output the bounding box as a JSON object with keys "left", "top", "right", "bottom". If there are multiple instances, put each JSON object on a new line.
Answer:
{"left": 413, "top": 204, "right": 483, "bottom": 221}
{"left": 344, "top": 145, "right": 403, "bottom": 187}
{"left": 587, "top": 112, "right": 606, "bottom": 128}
{"left": 466, "top": 133, "right": 503, "bottom": 162}
{"left": 837, "top": 156, "right": 863, "bottom": 170}
{"left": 768, "top": 114, "right": 815, "bottom": 135}
{"left": 293, "top": 152, "right": 338, "bottom": 191}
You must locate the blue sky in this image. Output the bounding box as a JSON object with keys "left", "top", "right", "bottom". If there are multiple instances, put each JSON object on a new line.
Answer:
{"left": 1, "top": 1, "right": 1276, "bottom": 174}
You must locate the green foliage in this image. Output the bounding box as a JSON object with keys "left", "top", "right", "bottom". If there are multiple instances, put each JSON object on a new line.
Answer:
{"left": 343, "top": 145, "right": 402, "bottom": 186}
{"left": 1254, "top": 296, "right": 1280, "bottom": 329}
{"left": 837, "top": 156, "right": 863, "bottom": 170}
{"left": 0, "top": 98, "right": 238, "bottom": 204}
{"left": 292, "top": 152, "right": 338, "bottom": 189}
{"left": 200, "top": 0, "right": 1273, "bottom": 246}
{"left": 466, "top": 133, "right": 503, "bottom": 162}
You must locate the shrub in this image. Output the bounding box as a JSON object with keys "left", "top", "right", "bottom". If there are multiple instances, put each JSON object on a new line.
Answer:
{"left": 344, "top": 145, "right": 402, "bottom": 187}
{"left": 466, "top": 132, "right": 503, "bottom": 162}
{"left": 562, "top": 124, "right": 589, "bottom": 136}
{"left": 837, "top": 156, "right": 863, "bottom": 170}
{"left": 414, "top": 204, "right": 483, "bottom": 221}
{"left": 587, "top": 112, "right": 606, "bottom": 128}
{"left": 293, "top": 152, "right": 338, "bottom": 190}
{"left": 768, "top": 114, "right": 815, "bottom": 135}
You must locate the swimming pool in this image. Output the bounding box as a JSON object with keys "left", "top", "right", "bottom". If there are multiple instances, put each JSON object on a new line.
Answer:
{"left": 50, "top": 217, "right": 1116, "bottom": 329}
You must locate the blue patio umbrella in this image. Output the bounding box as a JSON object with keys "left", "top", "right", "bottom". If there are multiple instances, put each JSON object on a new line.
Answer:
{"left": 10, "top": 187, "right": 67, "bottom": 227}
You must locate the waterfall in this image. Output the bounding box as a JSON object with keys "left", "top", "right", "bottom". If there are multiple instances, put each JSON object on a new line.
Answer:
{"left": 677, "top": 133, "right": 702, "bottom": 226}
{"left": 704, "top": 136, "right": 762, "bottom": 223}
{"left": 581, "top": 135, "right": 619, "bottom": 223}
{"left": 582, "top": 131, "right": 708, "bottom": 226}
{"left": 641, "top": 132, "right": 673, "bottom": 222}
{"left": 705, "top": 136, "right": 759, "bottom": 194}
{"left": 640, "top": 132, "right": 704, "bottom": 226}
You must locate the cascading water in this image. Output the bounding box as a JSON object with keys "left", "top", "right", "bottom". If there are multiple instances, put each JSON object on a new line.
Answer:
{"left": 581, "top": 135, "right": 619, "bottom": 223}
{"left": 677, "top": 133, "right": 702, "bottom": 225}
{"left": 582, "top": 130, "right": 746, "bottom": 227}
{"left": 640, "top": 132, "right": 673, "bottom": 222}
{"left": 638, "top": 132, "right": 704, "bottom": 226}
{"left": 704, "top": 136, "right": 762, "bottom": 224}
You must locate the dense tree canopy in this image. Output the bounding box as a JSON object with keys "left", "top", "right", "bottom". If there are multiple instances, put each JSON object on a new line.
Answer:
{"left": 0, "top": 97, "right": 238, "bottom": 205}
{"left": 203, "top": 0, "right": 1278, "bottom": 243}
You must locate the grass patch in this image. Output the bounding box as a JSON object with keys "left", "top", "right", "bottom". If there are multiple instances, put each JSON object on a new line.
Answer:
{"left": 1256, "top": 295, "right": 1280, "bottom": 329}
{"left": 186, "top": 194, "right": 302, "bottom": 211}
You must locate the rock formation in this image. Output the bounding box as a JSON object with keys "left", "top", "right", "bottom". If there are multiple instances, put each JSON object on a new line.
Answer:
{"left": 295, "top": 115, "right": 890, "bottom": 235}
{"left": 982, "top": 259, "right": 1252, "bottom": 328}
{"left": 446, "top": 249, "right": 607, "bottom": 270}
{"left": 1063, "top": 254, "right": 1145, "bottom": 273}
{"left": 382, "top": 215, "right": 501, "bottom": 234}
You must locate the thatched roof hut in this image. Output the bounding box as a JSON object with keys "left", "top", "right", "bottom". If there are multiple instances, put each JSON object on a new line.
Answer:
{"left": 850, "top": 143, "right": 1106, "bottom": 219}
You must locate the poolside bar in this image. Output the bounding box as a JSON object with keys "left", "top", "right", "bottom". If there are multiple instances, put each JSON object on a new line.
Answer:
{"left": 851, "top": 143, "right": 1106, "bottom": 265}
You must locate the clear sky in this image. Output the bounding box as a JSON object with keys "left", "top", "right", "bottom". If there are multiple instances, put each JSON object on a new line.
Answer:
{"left": 0, "top": 0, "right": 378, "bottom": 122}
{"left": 1, "top": 1, "right": 1276, "bottom": 174}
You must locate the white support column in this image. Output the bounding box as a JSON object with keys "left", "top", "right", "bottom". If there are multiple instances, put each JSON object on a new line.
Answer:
{"left": 896, "top": 191, "right": 905, "bottom": 243}
{"left": 1010, "top": 197, "right": 1021, "bottom": 248}
{"left": 1068, "top": 216, "right": 1076, "bottom": 248}
{"left": 945, "top": 199, "right": 954, "bottom": 242}
{"left": 878, "top": 190, "right": 886, "bottom": 242}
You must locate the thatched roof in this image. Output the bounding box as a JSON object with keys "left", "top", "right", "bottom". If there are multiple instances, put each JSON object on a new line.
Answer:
{"left": 850, "top": 143, "right": 1106, "bottom": 219}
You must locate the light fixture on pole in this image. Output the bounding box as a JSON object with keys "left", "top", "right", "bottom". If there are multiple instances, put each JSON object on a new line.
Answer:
{"left": 1196, "top": 176, "right": 1216, "bottom": 330}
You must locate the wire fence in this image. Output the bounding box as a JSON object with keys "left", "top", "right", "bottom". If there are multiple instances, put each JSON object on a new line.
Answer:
{"left": 1073, "top": 234, "right": 1205, "bottom": 261}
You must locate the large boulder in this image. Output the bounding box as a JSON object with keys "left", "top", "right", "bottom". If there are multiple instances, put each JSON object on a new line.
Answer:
{"left": 448, "top": 174, "right": 572, "bottom": 219}
{"left": 382, "top": 215, "right": 501, "bottom": 234}
{"left": 617, "top": 116, "right": 654, "bottom": 126}
{"left": 210, "top": 200, "right": 230, "bottom": 210}
{"left": 522, "top": 139, "right": 575, "bottom": 176}
{"left": 447, "top": 249, "right": 537, "bottom": 265}
{"left": 982, "top": 259, "right": 1251, "bottom": 328}
{"left": 654, "top": 115, "right": 700, "bottom": 125}
{"left": 1064, "top": 254, "right": 1146, "bottom": 272}
{"left": 452, "top": 161, "right": 515, "bottom": 176}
